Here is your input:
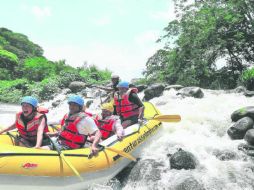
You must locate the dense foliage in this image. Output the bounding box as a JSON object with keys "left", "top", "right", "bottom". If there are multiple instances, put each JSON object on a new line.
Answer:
{"left": 143, "top": 0, "right": 254, "bottom": 89}
{"left": 0, "top": 28, "right": 111, "bottom": 103}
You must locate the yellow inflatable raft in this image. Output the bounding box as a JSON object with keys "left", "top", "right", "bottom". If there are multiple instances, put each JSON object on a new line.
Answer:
{"left": 0, "top": 102, "right": 163, "bottom": 190}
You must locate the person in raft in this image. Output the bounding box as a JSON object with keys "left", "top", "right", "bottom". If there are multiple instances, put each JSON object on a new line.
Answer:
{"left": 113, "top": 81, "right": 144, "bottom": 128}
{"left": 45, "top": 95, "right": 101, "bottom": 155}
{"left": 0, "top": 96, "right": 50, "bottom": 148}
{"left": 93, "top": 102, "right": 124, "bottom": 141}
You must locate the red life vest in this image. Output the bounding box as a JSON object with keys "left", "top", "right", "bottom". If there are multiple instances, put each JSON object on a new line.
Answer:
{"left": 59, "top": 112, "right": 88, "bottom": 149}
{"left": 94, "top": 115, "right": 115, "bottom": 140}
{"left": 16, "top": 108, "right": 49, "bottom": 142}
{"left": 114, "top": 88, "right": 140, "bottom": 119}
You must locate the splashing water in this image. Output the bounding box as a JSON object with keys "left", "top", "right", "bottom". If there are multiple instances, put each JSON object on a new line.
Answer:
{"left": 1, "top": 89, "right": 254, "bottom": 190}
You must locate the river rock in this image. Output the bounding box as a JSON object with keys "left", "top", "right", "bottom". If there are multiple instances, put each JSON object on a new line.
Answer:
{"left": 244, "top": 129, "right": 254, "bottom": 145}
{"left": 127, "top": 159, "right": 163, "bottom": 182}
{"left": 170, "top": 149, "right": 198, "bottom": 170}
{"left": 231, "top": 106, "right": 254, "bottom": 122}
{"left": 80, "top": 89, "right": 87, "bottom": 97}
{"left": 213, "top": 149, "right": 238, "bottom": 161}
{"left": 94, "top": 89, "right": 108, "bottom": 98}
{"left": 234, "top": 86, "right": 247, "bottom": 93}
{"left": 244, "top": 90, "right": 254, "bottom": 97}
{"left": 165, "top": 85, "right": 184, "bottom": 91}
{"left": 106, "top": 178, "right": 122, "bottom": 190}
{"left": 51, "top": 100, "right": 61, "bottom": 107}
{"left": 62, "top": 88, "right": 72, "bottom": 94}
{"left": 238, "top": 143, "right": 254, "bottom": 151}
{"left": 174, "top": 176, "right": 205, "bottom": 190}
{"left": 176, "top": 87, "right": 204, "bottom": 98}
{"left": 143, "top": 83, "right": 165, "bottom": 101}
{"left": 136, "top": 84, "right": 147, "bottom": 92}
{"left": 238, "top": 143, "right": 254, "bottom": 157}
{"left": 227, "top": 117, "right": 254, "bottom": 139}
{"left": 68, "top": 81, "right": 86, "bottom": 93}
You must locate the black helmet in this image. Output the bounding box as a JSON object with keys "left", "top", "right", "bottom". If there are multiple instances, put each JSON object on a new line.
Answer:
{"left": 111, "top": 75, "right": 120, "bottom": 79}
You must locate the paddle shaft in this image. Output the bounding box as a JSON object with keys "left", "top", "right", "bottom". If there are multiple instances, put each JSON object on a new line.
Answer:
{"left": 147, "top": 114, "right": 181, "bottom": 122}
{"left": 86, "top": 140, "right": 136, "bottom": 161}
{"left": 48, "top": 136, "right": 83, "bottom": 181}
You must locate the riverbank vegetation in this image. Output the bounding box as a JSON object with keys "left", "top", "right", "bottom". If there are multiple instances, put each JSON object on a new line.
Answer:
{"left": 0, "top": 28, "right": 111, "bottom": 103}
{"left": 143, "top": 0, "right": 254, "bottom": 89}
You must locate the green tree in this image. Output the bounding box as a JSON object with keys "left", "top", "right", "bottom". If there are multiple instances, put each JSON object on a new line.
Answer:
{"left": 0, "top": 49, "right": 18, "bottom": 80}
{"left": 22, "top": 57, "right": 56, "bottom": 81}
{"left": 144, "top": 0, "right": 254, "bottom": 89}
{"left": 0, "top": 28, "right": 43, "bottom": 59}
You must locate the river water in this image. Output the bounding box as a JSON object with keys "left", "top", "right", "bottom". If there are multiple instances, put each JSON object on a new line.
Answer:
{"left": 1, "top": 89, "right": 254, "bottom": 190}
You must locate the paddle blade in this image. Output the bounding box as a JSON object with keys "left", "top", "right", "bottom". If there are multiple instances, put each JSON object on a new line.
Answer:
{"left": 150, "top": 114, "right": 181, "bottom": 122}
{"left": 60, "top": 152, "right": 83, "bottom": 181}
{"left": 105, "top": 147, "right": 136, "bottom": 162}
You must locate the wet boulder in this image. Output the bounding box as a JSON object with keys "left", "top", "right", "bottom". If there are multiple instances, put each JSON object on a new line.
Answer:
{"left": 234, "top": 86, "right": 247, "bottom": 93}
{"left": 238, "top": 143, "right": 254, "bottom": 157}
{"left": 52, "top": 100, "right": 61, "bottom": 107}
{"left": 80, "top": 89, "right": 87, "bottom": 97}
{"left": 143, "top": 83, "right": 165, "bottom": 101}
{"left": 62, "top": 88, "right": 72, "bottom": 94}
{"left": 126, "top": 159, "right": 164, "bottom": 183}
{"left": 213, "top": 149, "right": 238, "bottom": 161}
{"left": 170, "top": 149, "right": 198, "bottom": 170}
{"left": 231, "top": 106, "right": 254, "bottom": 122}
{"left": 244, "top": 90, "right": 254, "bottom": 97}
{"left": 94, "top": 89, "right": 107, "bottom": 98}
{"left": 165, "top": 85, "right": 184, "bottom": 91}
{"left": 244, "top": 129, "right": 254, "bottom": 145}
{"left": 176, "top": 87, "right": 204, "bottom": 98}
{"left": 136, "top": 84, "right": 147, "bottom": 93}
{"left": 238, "top": 143, "right": 254, "bottom": 151}
{"left": 106, "top": 178, "right": 122, "bottom": 190}
{"left": 227, "top": 117, "right": 254, "bottom": 139}
{"left": 174, "top": 176, "right": 205, "bottom": 190}
{"left": 68, "top": 81, "right": 86, "bottom": 93}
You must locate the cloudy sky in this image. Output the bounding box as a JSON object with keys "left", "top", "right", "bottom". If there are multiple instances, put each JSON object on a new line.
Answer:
{"left": 0, "top": 0, "right": 175, "bottom": 80}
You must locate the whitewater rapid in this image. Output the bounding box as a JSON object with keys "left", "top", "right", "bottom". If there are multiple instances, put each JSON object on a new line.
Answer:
{"left": 1, "top": 89, "right": 254, "bottom": 190}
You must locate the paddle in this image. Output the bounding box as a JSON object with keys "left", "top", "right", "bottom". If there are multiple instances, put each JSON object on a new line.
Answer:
{"left": 147, "top": 114, "right": 181, "bottom": 123}
{"left": 86, "top": 140, "right": 136, "bottom": 162}
{"left": 47, "top": 125, "right": 136, "bottom": 162}
{"left": 47, "top": 136, "right": 83, "bottom": 181}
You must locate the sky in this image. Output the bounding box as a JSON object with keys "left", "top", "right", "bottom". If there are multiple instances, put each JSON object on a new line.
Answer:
{"left": 0, "top": 0, "right": 175, "bottom": 81}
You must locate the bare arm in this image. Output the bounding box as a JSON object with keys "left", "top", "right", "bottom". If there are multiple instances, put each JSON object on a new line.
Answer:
{"left": 0, "top": 123, "right": 16, "bottom": 134}
{"left": 93, "top": 85, "right": 113, "bottom": 92}
{"left": 34, "top": 117, "right": 46, "bottom": 148}
{"left": 91, "top": 130, "right": 102, "bottom": 154}
{"left": 113, "top": 118, "right": 124, "bottom": 140}
{"left": 138, "top": 106, "right": 145, "bottom": 119}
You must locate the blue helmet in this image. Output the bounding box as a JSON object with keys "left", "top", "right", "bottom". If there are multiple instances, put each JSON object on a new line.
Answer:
{"left": 68, "top": 95, "right": 84, "bottom": 107}
{"left": 117, "top": 81, "right": 129, "bottom": 88}
{"left": 21, "top": 96, "right": 38, "bottom": 107}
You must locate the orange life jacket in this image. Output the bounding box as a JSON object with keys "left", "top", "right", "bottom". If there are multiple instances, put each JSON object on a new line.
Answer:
{"left": 114, "top": 88, "right": 140, "bottom": 119}
{"left": 59, "top": 112, "right": 88, "bottom": 149}
{"left": 94, "top": 115, "right": 115, "bottom": 140}
{"left": 16, "top": 108, "right": 49, "bottom": 142}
